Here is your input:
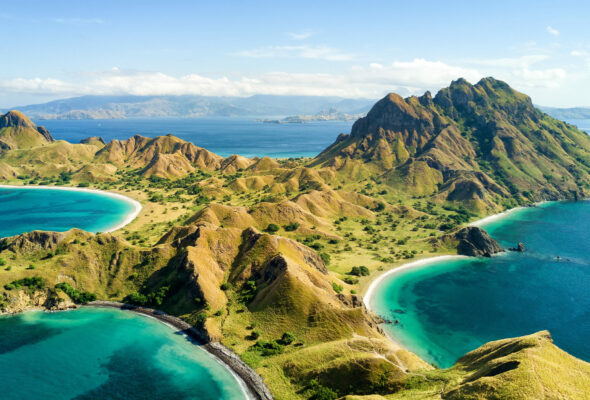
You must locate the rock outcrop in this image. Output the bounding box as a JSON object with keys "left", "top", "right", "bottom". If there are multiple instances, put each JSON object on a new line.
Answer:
{"left": 454, "top": 226, "right": 504, "bottom": 257}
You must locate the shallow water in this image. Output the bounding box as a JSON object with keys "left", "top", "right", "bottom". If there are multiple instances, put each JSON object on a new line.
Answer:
{"left": 370, "top": 201, "right": 590, "bottom": 368}
{"left": 0, "top": 308, "right": 247, "bottom": 400}
{"left": 0, "top": 187, "right": 135, "bottom": 238}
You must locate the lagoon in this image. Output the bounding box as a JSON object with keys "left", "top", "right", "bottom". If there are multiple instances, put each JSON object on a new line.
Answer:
{"left": 0, "top": 187, "right": 139, "bottom": 238}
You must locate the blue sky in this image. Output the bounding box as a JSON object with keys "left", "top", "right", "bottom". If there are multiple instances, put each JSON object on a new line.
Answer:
{"left": 1, "top": 0, "right": 589, "bottom": 107}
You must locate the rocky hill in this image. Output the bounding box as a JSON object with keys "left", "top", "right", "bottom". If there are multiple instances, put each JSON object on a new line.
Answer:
{"left": 314, "top": 78, "right": 590, "bottom": 211}
{"left": 0, "top": 110, "right": 54, "bottom": 150}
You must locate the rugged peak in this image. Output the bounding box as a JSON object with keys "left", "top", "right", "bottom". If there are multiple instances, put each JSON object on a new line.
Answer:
{"left": 0, "top": 110, "right": 37, "bottom": 129}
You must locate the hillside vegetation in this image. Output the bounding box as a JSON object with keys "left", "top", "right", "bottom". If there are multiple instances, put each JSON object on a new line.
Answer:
{"left": 1, "top": 78, "right": 590, "bottom": 399}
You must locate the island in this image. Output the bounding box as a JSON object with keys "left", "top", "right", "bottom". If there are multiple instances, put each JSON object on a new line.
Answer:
{"left": 1, "top": 77, "right": 589, "bottom": 400}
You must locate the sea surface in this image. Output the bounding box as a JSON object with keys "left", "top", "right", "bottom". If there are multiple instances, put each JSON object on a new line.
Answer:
{"left": 0, "top": 308, "right": 246, "bottom": 400}
{"left": 567, "top": 118, "right": 590, "bottom": 134}
{"left": 35, "top": 118, "right": 354, "bottom": 158}
{"left": 0, "top": 187, "right": 135, "bottom": 238}
{"left": 370, "top": 200, "right": 590, "bottom": 368}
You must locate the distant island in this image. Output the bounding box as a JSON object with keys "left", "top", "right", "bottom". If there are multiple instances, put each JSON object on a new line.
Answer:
{"left": 258, "top": 107, "right": 366, "bottom": 124}
{"left": 4, "top": 94, "right": 374, "bottom": 120}
{"left": 1, "top": 77, "right": 590, "bottom": 399}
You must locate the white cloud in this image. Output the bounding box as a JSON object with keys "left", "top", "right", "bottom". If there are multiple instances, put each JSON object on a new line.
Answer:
{"left": 547, "top": 26, "right": 560, "bottom": 36}
{"left": 236, "top": 45, "right": 355, "bottom": 61}
{"left": 288, "top": 31, "right": 313, "bottom": 40}
{"left": 571, "top": 50, "right": 589, "bottom": 57}
{"left": 0, "top": 56, "right": 579, "bottom": 105}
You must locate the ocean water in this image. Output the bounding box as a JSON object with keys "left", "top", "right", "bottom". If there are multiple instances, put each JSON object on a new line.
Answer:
{"left": 370, "top": 201, "right": 590, "bottom": 368}
{"left": 0, "top": 187, "right": 135, "bottom": 238}
{"left": 35, "top": 118, "right": 353, "bottom": 158}
{"left": 567, "top": 118, "right": 590, "bottom": 134}
{"left": 0, "top": 308, "right": 246, "bottom": 400}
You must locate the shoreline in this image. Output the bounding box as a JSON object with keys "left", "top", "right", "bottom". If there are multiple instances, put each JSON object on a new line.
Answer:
{"left": 362, "top": 203, "right": 538, "bottom": 360}
{"left": 86, "top": 301, "right": 273, "bottom": 400}
{"left": 0, "top": 184, "right": 142, "bottom": 233}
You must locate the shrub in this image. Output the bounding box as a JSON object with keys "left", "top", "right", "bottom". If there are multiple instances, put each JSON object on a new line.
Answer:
{"left": 283, "top": 222, "right": 300, "bottom": 232}
{"left": 220, "top": 282, "right": 231, "bottom": 290}
{"left": 249, "top": 330, "right": 261, "bottom": 340}
{"left": 343, "top": 277, "right": 359, "bottom": 285}
{"left": 4, "top": 277, "right": 45, "bottom": 291}
{"left": 349, "top": 266, "right": 370, "bottom": 276}
{"left": 252, "top": 340, "right": 283, "bottom": 356}
{"left": 55, "top": 282, "right": 96, "bottom": 304}
{"left": 332, "top": 282, "right": 343, "bottom": 293}
{"left": 0, "top": 258, "right": 6, "bottom": 266}
{"left": 195, "top": 312, "right": 208, "bottom": 327}
{"left": 319, "top": 252, "right": 331, "bottom": 265}
{"left": 265, "top": 223, "right": 280, "bottom": 233}
{"left": 280, "top": 332, "right": 296, "bottom": 345}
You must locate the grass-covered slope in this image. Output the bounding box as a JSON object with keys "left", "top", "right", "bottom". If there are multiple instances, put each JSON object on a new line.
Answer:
{"left": 314, "top": 77, "right": 590, "bottom": 212}
{"left": 0, "top": 110, "right": 54, "bottom": 150}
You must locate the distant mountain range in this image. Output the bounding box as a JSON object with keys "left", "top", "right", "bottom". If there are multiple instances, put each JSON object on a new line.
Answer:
{"left": 538, "top": 106, "right": 590, "bottom": 120}
{"left": 5, "top": 95, "right": 375, "bottom": 120}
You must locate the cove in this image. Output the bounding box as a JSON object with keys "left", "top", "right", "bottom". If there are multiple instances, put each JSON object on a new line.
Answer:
{"left": 0, "top": 308, "right": 248, "bottom": 400}
{"left": 369, "top": 200, "right": 590, "bottom": 368}
{"left": 0, "top": 186, "right": 140, "bottom": 238}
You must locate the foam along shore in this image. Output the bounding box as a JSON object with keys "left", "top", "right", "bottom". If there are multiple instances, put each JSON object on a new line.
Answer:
{"left": 0, "top": 184, "right": 142, "bottom": 233}
{"left": 86, "top": 301, "right": 272, "bottom": 400}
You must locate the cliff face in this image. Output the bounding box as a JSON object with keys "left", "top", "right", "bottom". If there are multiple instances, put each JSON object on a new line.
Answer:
{"left": 0, "top": 110, "right": 54, "bottom": 149}
{"left": 315, "top": 78, "right": 590, "bottom": 211}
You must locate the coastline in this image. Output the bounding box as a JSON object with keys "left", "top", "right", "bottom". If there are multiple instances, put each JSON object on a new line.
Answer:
{"left": 86, "top": 301, "right": 273, "bottom": 400}
{"left": 0, "top": 184, "right": 142, "bottom": 233}
{"left": 362, "top": 203, "right": 535, "bottom": 359}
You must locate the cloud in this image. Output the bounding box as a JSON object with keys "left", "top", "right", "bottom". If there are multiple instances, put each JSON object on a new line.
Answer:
{"left": 288, "top": 31, "right": 313, "bottom": 40}
{"left": 0, "top": 56, "right": 575, "bottom": 103}
{"left": 236, "top": 45, "right": 355, "bottom": 61}
{"left": 546, "top": 26, "right": 560, "bottom": 36}
{"left": 571, "top": 50, "right": 589, "bottom": 57}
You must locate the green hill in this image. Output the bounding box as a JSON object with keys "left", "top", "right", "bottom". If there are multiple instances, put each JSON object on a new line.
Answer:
{"left": 314, "top": 78, "right": 590, "bottom": 211}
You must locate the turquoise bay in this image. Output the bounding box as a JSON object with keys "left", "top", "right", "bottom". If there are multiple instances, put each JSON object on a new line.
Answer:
{"left": 0, "top": 187, "right": 137, "bottom": 238}
{"left": 370, "top": 201, "right": 590, "bottom": 368}
{"left": 0, "top": 308, "right": 247, "bottom": 400}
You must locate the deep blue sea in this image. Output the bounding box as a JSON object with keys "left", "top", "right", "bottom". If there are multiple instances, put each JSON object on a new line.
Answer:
{"left": 0, "top": 308, "right": 246, "bottom": 400}
{"left": 370, "top": 201, "right": 590, "bottom": 368}
{"left": 35, "top": 118, "right": 354, "bottom": 158}
{"left": 0, "top": 187, "right": 135, "bottom": 238}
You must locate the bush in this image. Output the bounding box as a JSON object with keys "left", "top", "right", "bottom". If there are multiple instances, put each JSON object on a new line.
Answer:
{"left": 4, "top": 277, "right": 45, "bottom": 291}
{"left": 265, "top": 223, "right": 280, "bottom": 233}
{"left": 343, "top": 277, "right": 358, "bottom": 285}
{"left": 249, "top": 330, "right": 261, "bottom": 340}
{"left": 195, "top": 312, "right": 208, "bottom": 327}
{"left": 0, "top": 258, "right": 6, "bottom": 266}
{"left": 349, "top": 266, "right": 370, "bottom": 276}
{"left": 319, "top": 252, "right": 331, "bottom": 265}
{"left": 252, "top": 340, "right": 283, "bottom": 356}
{"left": 332, "top": 282, "right": 343, "bottom": 294}
{"left": 283, "top": 222, "right": 300, "bottom": 232}
{"left": 220, "top": 282, "right": 231, "bottom": 290}
{"left": 280, "top": 332, "right": 296, "bottom": 345}
{"left": 55, "top": 282, "right": 96, "bottom": 304}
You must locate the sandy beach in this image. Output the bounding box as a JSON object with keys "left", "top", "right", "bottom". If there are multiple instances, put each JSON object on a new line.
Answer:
{"left": 0, "top": 184, "right": 142, "bottom": 233}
